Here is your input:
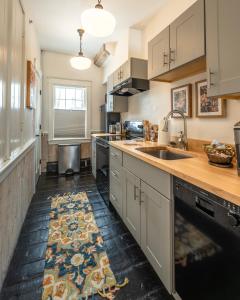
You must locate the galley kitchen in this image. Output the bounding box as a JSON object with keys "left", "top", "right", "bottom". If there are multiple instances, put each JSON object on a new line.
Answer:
{"left": 0, "top": 0, "right": 240, "bottom": 299}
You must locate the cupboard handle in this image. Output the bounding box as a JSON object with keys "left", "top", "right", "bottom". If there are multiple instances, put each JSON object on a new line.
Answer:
{"left": 134, "top": 185, "right": 139, "bottom": 200}
{"left": 139, "top": 190, "right": 144, "bottom": 204}
{"left": 170, "top": 48, "right": 175, "bottom": 63}
{"left": 163, "top": 52, "right": 169, "bottom": 65}
{"left": 163, "top": 52, "right": 169, "bottom": 66}
{"left": 207, "top": 68, "right": 215, "bottom": 88}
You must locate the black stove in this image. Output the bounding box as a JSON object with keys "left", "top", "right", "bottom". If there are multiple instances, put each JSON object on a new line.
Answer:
{"left": 95, "top": 121, "right": 143, "bottom": 206}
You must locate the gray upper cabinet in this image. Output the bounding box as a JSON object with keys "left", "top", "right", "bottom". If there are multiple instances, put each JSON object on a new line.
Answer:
{"left": 170, "top": 0, "right": 205, "bottom": 70}
{"left": 106, "top": 95, "right": 128, "bottom": 112}
{"left": 122, "top": 168, "right": 141, "bottom": 244}
{"left": 148, "top": 26, "right": 170, "bottom": 80}
{"left": 141, "top": 181, "right": 172, "bottom": 293}
{"left": 148, "top": 0, "right": 206, "bottom": 82}
{"left": 112, "top": 58, "right": 148, "bottom": 88}
{"left": 206, "top": 0, "right": 240, "bottom": 98}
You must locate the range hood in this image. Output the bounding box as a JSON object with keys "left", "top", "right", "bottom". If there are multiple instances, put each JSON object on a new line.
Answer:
{"left": 110, "top": 78, "right": 150, "bottom": 97}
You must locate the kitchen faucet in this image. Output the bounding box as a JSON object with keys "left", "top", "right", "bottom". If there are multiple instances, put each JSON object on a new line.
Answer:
{"left": 162, "top": 109, "right": 188, "bottom": 150}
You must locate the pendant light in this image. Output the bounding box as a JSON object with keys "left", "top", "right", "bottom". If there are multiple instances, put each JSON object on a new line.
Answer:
{"left": 81, "top": 0, "right": 116, "bottom": 37}
{"left": 70, "top": 29, "right": 92, "bottom": 70}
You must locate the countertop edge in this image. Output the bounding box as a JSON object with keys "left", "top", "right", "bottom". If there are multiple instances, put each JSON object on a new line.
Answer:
{"left": 109, "top": 141, "right": 240, "bottom": 206}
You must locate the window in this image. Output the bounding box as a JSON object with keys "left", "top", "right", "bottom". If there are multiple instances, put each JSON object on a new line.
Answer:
{"left": 48, "top": 79, "right": 91, "bottom": 141}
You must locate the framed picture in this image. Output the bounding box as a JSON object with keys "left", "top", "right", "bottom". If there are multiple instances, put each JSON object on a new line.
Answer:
{"left": 171, "top": 84, "right": 192, "bottom": 118}
{"left": 195, "top": 80, "right": 226, "bottom": 117}
{"left": 26, "top": 60, "right": 36, "bottom": 109}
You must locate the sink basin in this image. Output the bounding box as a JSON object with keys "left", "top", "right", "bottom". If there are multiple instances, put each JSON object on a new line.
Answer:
{"left": 136, "top": 147, "right": 193, "bottom": 160}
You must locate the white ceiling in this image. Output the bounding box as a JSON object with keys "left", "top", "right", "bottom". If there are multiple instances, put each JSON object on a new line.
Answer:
{"left": 21, "top": 0, "right": 167, "bottom": 57}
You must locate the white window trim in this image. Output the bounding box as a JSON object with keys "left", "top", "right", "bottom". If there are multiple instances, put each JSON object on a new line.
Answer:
{"left": 48, "top": 78, "right": 92, "bottom": 142}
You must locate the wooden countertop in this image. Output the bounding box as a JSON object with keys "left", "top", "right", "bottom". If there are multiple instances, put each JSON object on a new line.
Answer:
{"left": 109, "top": 140, "right": 240, "bottom": 206}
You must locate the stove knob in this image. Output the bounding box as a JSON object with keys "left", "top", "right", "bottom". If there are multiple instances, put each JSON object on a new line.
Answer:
{"left": 228, "top": 211, "right": 240, "bottom": 227}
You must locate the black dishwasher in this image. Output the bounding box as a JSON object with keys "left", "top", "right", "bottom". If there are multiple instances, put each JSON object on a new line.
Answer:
{"left": 174, "top": 177, "right": 240, "bottom": 300}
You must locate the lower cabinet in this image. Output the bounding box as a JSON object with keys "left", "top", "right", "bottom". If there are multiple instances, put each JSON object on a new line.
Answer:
{"left": 140, "top": 181, "right": 171, "bottom": 293}
{"left": 109, "top": 147, "right": 172, "bottom": 294}
{"left": 122, "top": 168, "right": 141, "bottom": 244}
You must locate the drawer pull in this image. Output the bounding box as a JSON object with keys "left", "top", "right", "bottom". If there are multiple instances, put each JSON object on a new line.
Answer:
{"left": 134, "top": 186, "right": 139, "bottom": 201}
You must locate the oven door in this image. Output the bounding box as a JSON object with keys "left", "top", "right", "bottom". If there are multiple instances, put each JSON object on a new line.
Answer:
{"left": 96, "top": 140, "right": 109, "bottom": 206}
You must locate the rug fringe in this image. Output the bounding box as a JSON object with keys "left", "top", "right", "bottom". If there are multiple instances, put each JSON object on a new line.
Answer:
{"left": 97, "top": 278, "right": 129, "bottom": 299}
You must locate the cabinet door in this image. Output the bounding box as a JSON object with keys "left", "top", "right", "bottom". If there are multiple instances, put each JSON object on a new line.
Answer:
{"left": 122, "top": 168, "right": 141, "bottom": 244}
{"left": 206, "top": 0, "right": 240, "bottom": 97}
{"left": 113, "top": 67, "right": 121, "bottom": 87}
{"left": 170, "top": 0, "right": 205, "bottom": 70}
{"left": 148, "top": 26, "right": 170, "bottom": 79}
{"left": 107, "top": 74, "right": 114, "bottom": 93}
{"left": 121, "top": 60, "right": 131, "bottom": 82}
{"left": 141, "top": 181, "right": 172, "bottom": 293}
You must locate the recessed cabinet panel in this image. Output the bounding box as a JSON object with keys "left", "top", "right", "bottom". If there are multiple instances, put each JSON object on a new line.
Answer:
{"left": 122, "top": 168, "right": 141, "bottom": 244}
{"left": 170, "top": 0, "right": 205, "bottom": 70}
{"left": 141, "top": 181, "right": 172, "bottom": 293}
{"left": 148, "top": 26, "right": 170, "bottom": 80}
{"left": 206, "top": 0, "right": 240, "bottom": 97}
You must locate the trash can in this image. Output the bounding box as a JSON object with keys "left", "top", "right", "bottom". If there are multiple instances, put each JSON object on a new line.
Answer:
{"left": 58, "top": 144, "right": 80, "bottom": 175}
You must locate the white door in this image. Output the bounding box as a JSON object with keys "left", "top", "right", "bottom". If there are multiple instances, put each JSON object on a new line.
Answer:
{"left": 35, "top": 70, "right": 42, "bottom": 182}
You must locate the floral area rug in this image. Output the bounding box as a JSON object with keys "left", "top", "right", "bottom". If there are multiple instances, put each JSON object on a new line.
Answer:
{"left": 42, "top": 192, "right": 128, "bottom": 300}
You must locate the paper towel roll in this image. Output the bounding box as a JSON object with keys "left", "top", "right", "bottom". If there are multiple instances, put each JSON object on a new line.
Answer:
{"left": 158, "top": 119, "right": 169, "bottom": 145}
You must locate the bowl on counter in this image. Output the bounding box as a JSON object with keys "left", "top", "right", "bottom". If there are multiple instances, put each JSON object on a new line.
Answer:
{"left": 203, "top": 144, "right": 235, "bottom": 167}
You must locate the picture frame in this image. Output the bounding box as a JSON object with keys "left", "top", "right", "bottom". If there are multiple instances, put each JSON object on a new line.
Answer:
{"left": 26, "top": 60, "right": 36, "bottom": 109}
{"left": 195, "top": 80, "right": 226, "bottom": 118}
{"left": 171, "top": 84, "right": 192, "bottom": 118}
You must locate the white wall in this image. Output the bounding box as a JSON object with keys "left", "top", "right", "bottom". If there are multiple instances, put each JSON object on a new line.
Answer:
{"left": 42, "top": 51, "right": 105, "bottom": 135}
{"left": 105, "top": 0, "right": 240, "bottom": 144}
{"left": 23, "top": 15, "right": 41, "bottom": 145}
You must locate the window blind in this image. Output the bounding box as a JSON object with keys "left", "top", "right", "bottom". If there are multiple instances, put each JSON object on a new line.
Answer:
{"left": 53, "top": 85, "right": 88, "bottom": 139}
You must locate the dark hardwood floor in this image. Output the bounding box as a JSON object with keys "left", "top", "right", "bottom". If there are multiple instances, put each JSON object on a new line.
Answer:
{"left": 0, "top": 168, "right": 173, "bottom": 300}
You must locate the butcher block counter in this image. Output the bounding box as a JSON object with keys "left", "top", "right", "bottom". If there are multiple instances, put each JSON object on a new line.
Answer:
{"left": 109, "top": 140, "right": 240, "bottom": 206}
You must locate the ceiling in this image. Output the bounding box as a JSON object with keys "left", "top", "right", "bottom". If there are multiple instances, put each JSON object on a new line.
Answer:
{"left": 21, "top": 0, "right": 167, "bottom": 57}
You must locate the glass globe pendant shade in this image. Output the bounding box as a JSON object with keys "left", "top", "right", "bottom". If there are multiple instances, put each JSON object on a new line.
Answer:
{"left": 70, "top": 29, "right": 92, "bottom": 70}
{"left": 70, "top": 55, "right": 91, "bottom": 70}
{"left": 81, "top": 1, "right": 116, "bottom": 37}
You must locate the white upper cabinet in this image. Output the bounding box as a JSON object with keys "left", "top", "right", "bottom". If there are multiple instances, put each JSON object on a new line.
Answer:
{"left": 206, "top": 0, "right": 240, "bottom": 98}
{"left": 170, "top": 0, "right": 205, "bottom": 70}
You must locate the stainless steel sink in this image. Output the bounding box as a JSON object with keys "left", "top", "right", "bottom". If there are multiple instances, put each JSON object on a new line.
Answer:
{"left": 136, "top": 147, "right": 193, "bottom": 160}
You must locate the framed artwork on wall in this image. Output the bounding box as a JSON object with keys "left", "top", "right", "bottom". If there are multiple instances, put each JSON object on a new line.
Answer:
{"left": 171, "top": 84, "right": 192, "bottom": 118}
{"left": 26, "top": 60, "right": 36, "bottom": 109}
{"left": 195, "top": 80, "right": 226, "bottom": 118}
